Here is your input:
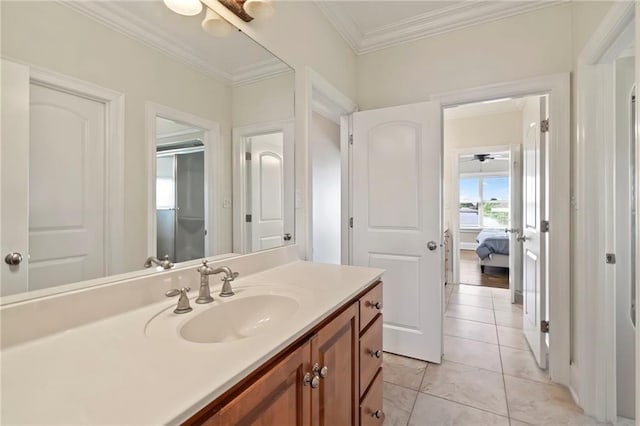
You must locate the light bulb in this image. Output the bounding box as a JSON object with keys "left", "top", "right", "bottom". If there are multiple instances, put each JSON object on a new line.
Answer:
{"left": 163, "top": 0, "right": 203, "bottom": 16}
{"left": 243, "top": 0, "right": 274, "bottom": 19}
{"left": 202, "top": 7, "right": 233, "bottom": 37}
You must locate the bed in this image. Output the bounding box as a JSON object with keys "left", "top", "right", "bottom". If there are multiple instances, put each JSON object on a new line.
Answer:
{"left": 475, "top": 229, "right": 510, "bottom": 273}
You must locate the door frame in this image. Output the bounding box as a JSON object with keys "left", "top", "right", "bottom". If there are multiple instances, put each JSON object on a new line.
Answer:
{"left": 432, "top": 73, "right": 571, "bottom": 388}
{"left": 450, "top": 144, "right": 519, "bottom": 302}
{"left": 576, "top": 2, "right": 636, "bottom": 422}
{"left": 305, "top": 68, "right": 358, "bottom": 264}
{"left": 6, "top": 61, "right": 126, "bottom": 279}
{"left": 145, "top": 102, "right": 220, "bottom": 260}
{"left": 232, "top": 119, "right": 295, "bottom": 254}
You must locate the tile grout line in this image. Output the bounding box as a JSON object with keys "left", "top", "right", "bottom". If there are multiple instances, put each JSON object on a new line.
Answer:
{"left": 414, "top": 391, "right": 512, "bottom": 422}
{"left": 493, "top": 291, "right": 513, "bottom": 426}
{"left": 405, "top": 362, "right": 429, "bottom": 426}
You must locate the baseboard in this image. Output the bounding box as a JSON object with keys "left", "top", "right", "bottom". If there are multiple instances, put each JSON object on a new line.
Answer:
{"left": 459, "top": 242, "right": 478, "bottom": 251}
{"left": 514, "top": 290, "right": 523, "bottom": 304}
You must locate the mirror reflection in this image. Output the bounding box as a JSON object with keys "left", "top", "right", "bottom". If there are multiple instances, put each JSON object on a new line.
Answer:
{"left": 0, "top": 1, "right": 295, "bottom": 299}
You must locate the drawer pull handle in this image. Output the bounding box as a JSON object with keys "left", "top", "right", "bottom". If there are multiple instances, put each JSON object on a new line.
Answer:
{"left": 372, "top": 409, "right": 383, "bottom": 419}
{"left": 303, "top": 372, "right": 320, "bottom": 388}
{"left": 313, "top": 363, "right": 328, "bottom": 378}
{"left": 370, "top": 349, "right": 382, "bottom": 359}
{"left": 369, "top": 301, "right": 382, "bottom": 310}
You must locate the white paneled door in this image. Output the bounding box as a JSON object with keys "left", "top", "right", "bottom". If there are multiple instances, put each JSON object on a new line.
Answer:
{"left": 1, "top": 59, "right": 107, "bottom": 296}
{"left": 250, "top": 132, "right": 285, "bottom": 251}
{"left": 352, "top": 101, "right": 443, "bottom": 362}
{"left": 1, "top": 60, "right": 30, "bottom": 295}
{"left": 521, "top": 96, "right": 548, "bottom": 368}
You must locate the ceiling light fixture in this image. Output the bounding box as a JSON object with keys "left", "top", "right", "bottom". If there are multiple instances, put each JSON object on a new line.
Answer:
{"left": 217, "top": 0, "right": 254, "bottom": 22}
{"left": 163, "top": 0, "right": 203, "bottom": 16}
{"left": 202, "top": 7, "right": 234, "bottom": 37}
{"left": 243, "top": 0, "right": 274, "bottom": 19}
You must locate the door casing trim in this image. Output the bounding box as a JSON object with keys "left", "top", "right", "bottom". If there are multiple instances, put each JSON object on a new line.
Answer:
{"left": 431, "top": 72, "right": 571, "bottom": 389}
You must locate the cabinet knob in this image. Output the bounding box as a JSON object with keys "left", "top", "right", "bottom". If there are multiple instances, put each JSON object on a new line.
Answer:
{"left": 369, "top": 300, "right": 382, "bottom": 310}
{"left": 372, "top": 409, "right": 383, "bottom": 419}
{"left": 303, "top": 372, "right": 320, "bottom": 388}
{"left": 312, "top": 363, "right": 328, "bottom": 379}
{"left": 370, "top": 349, "right": 382, "bottom": 359}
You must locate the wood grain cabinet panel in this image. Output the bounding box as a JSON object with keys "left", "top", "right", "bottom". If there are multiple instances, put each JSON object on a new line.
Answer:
{"left": 359, "top": 314, "right": 383, "bottom": 397}
{"left": 204, "top": 340, "right": 312, "bottom": 426}
{"left": 360, "top": 369, "right": 384, "bottom": 426}
{"left": 359, "top": 284, "right": 383, "bottom": 332}
{"left": 311, "top": 302, "right": 359, "bottom": 426}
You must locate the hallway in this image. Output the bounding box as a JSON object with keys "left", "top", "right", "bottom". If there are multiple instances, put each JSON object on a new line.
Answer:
{"left": 381, "top": 283, "right": 595, "bottom": 425}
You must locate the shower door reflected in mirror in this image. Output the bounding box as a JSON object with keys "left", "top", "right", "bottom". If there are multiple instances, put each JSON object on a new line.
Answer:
{"left": 155, "top": 117, "right": 206, "bottom": 263}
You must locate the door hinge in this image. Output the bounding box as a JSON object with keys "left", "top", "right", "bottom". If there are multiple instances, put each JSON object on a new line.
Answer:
{"left": 245, "top": 152, "right": 251, "bottom": 161}
{"left": 349, "top": 134, "right": 353, "bottom": 145}
{"left": 541, "top": 220, "right": 549, "bottom": 233}
{"left": 541, "top": 320, "right": 550, "bottom": 333}
{"left": 245, "top": 214, "right": 252, "bottom": 223}
{"left": 349, "top": 217, "right": 353, "bottom": 228}
{"left": 606, "top": 253, "right": 616, "bottom": 264}
{"left": 541, "top": 119, "right": 549, "bottom": 133}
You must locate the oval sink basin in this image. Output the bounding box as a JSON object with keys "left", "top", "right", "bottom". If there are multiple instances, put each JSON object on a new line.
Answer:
{"left": 180, "top": 294, "right": 299, "bottom": 344}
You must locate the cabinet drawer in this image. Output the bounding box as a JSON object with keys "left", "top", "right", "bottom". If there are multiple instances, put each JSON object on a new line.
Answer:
{"left": 359, "top": 314, "right": 383, "bottom": 397}
{"left": 359, "top": 282, "right": 383, "bottom": 332}
{"left": 360, "top": 368, "right": 384, "bottom": 426}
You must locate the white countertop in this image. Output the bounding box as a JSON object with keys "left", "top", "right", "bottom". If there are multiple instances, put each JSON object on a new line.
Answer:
{"left": 1, "top": 261, "right": 383, "bottom": 425}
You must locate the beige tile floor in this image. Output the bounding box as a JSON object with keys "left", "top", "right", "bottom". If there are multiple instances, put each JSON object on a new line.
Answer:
{"left": 381, "top": 283, "right": 599, "bottom": 426}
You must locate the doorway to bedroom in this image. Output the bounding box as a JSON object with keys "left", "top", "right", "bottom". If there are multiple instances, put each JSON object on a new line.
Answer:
{"left": 444, "top": 94, "right": 545, "bottom": 301}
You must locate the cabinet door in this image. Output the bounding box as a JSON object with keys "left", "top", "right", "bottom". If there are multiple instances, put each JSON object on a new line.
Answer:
{"left": 311, "top": 302, "right": 359, "bottom": 426}
{"left": 205, "top": 340, "right": 312, "bottom": 426}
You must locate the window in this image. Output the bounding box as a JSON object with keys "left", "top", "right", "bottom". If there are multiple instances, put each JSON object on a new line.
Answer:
{"left": 459, "top": 175, "right": 509, "bottom": 228}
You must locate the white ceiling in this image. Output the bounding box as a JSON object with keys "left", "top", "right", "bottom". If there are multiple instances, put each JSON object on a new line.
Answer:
{"left": 445, "top": 97, "right": 526, "bottom": 120}
{"left": 317, "top": 0, "right": 565, "bottom": 55}
{"left": 61, "top": 1, "right": 292, "bottom": 85}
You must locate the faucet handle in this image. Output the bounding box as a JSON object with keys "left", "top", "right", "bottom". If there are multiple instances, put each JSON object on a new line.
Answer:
{"left": 229, "top": 271, "right": 239, "bottom": 281}
{"left": 165, "top": 287, "right": 192, "bottom": 314}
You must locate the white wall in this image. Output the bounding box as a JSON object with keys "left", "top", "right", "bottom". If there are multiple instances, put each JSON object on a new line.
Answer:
{"left": 203, "top": 0, "right": 358, "bottom": 259}
{"left": 1, "top": 1, "right": 234, "bottom": 272}
{"left": 231, "top": 72, "right": 295, "bottom": 127}
{"left": 310, "top": 112, "right": 341, "bottom": 264}
{"left": 356, "top": 4, "right": 573, "bottom": 110}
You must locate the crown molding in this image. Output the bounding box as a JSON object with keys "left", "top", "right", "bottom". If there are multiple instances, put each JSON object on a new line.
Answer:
{"left": 58, "top": 1, "right": 287, "bottom": 86}
{"left": 232, "top": 58, "right": 293, "bottom": 87}
{"left": 318, "top": 1, "right": 566, "bottom": 55}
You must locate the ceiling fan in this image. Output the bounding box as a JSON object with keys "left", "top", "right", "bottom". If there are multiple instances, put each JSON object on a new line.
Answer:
{"left": 460, "top": 153, "right": 509, "bottom": 163}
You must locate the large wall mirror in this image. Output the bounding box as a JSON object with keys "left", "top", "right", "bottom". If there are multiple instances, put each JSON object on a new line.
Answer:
{"left": 0, "top": 1, "right": 295, "bottom": 300}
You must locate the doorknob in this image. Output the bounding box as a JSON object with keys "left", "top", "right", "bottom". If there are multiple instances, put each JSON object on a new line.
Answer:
{"left": 427, "top": 241, "right": 438, "bottom": 251}
{"left": 516, "top": 235, "right": 529, "bottom": 242}
{"left": 505, "top": 228, "right": 520, "bottom": 234}
{"left": 4, "top": 252, "right": 23, "bottom": 266}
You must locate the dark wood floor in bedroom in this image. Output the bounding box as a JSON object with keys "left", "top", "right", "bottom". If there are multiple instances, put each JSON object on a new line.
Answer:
{"left": 459, "top": 249, "right": 509, "bottom": 289}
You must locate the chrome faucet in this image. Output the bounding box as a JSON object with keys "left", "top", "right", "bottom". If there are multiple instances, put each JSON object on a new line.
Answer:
{"left": 196, "top": 260, "right": 239, "bottom": 303}
{"left": 144, "top": 255, "right": 174, "bottom": 270}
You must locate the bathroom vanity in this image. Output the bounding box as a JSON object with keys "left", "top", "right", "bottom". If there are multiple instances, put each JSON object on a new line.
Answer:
{"left": 187, "top": 280, "right": 384, "bottom": 425}
{"left": 0, "top": 248, "right": 384, "bottom": 425}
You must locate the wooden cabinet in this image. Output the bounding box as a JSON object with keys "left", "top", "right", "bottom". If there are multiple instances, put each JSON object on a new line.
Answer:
{"left": 203, "top": 340, "right": 312, "bottom": 426}
{"left": 186, "top": 281, "right": 381, "bottom": 426}
{"left": 358, "top": 282, "right": 384, "bottom": 424}
{"left": 311, "top": 303, "right": 359, "bottom": 426}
